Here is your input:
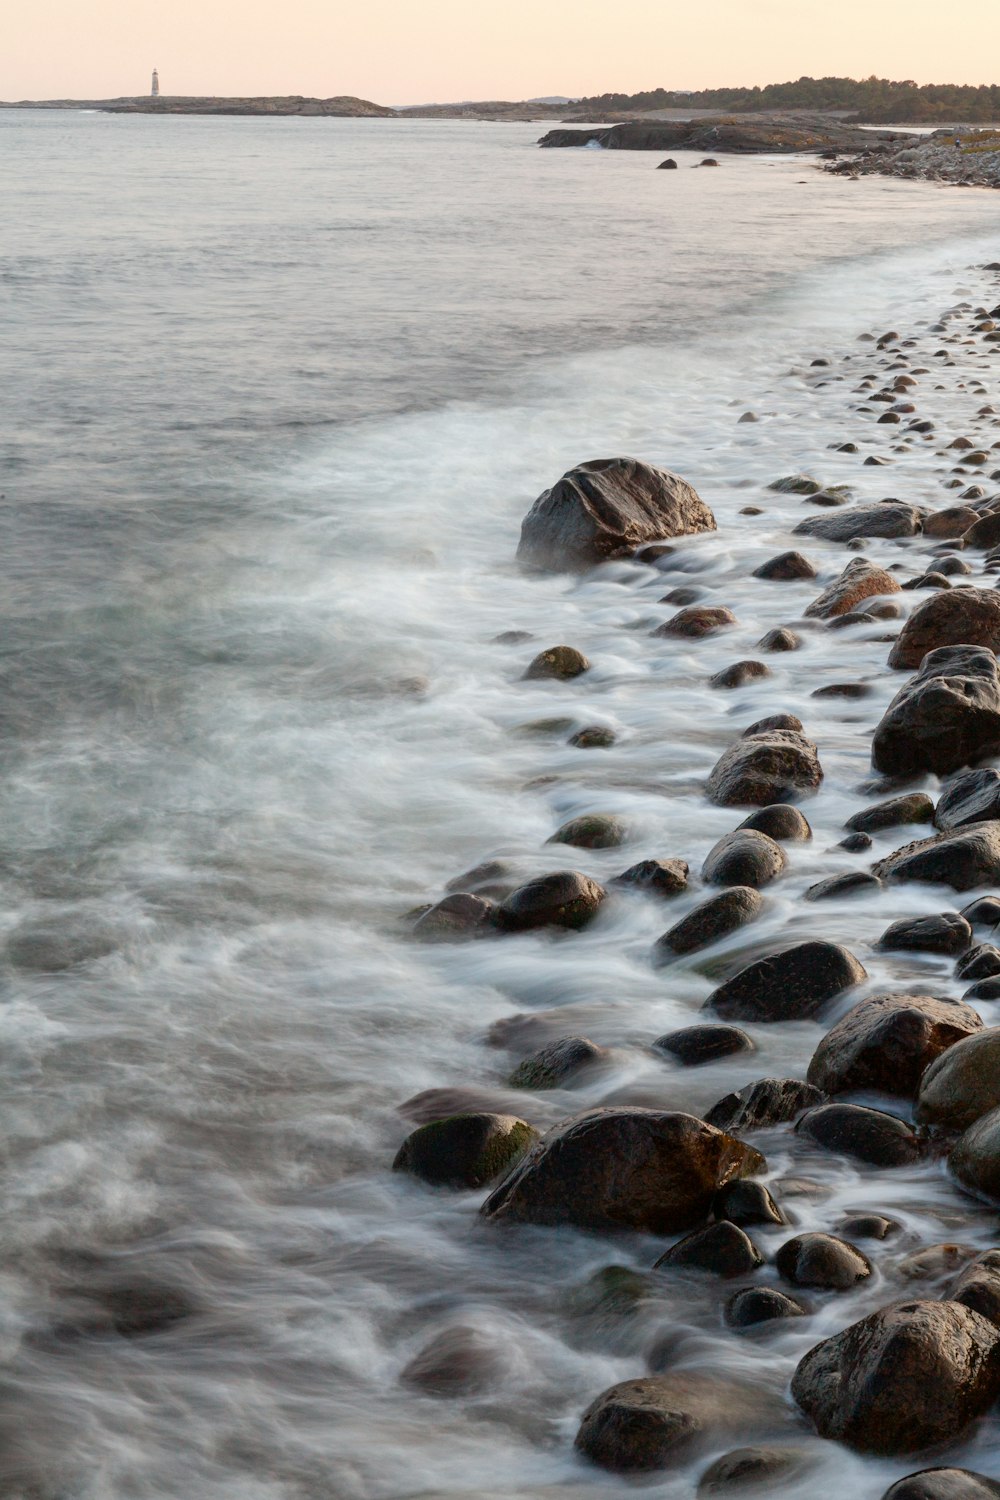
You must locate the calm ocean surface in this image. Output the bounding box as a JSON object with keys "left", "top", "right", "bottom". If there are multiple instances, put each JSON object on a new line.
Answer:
{"left": 3, "top": 109, "right": 1000, "bottom": 1498}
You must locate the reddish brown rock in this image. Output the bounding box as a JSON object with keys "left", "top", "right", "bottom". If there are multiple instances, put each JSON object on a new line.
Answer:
{"left": 888, "top": 589, "right": 1000, "bottom": 670}
{"left": 805, "top": 559, "right": 902, "bottom": 619}
{"left": 806, "top": 993, "right": 982, "bottom": 1099}
{"left": 653, "top": 605, "right": 737, "bottom": 639}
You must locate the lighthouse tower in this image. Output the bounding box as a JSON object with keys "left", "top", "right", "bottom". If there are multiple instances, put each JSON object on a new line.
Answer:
{"left": 151, "top": 68, "right": 159, "bottom": 96}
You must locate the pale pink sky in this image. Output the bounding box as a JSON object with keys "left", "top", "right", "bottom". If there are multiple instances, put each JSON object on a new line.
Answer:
{"left": 4, "top": 0, "right": 1000, "bottom": 104}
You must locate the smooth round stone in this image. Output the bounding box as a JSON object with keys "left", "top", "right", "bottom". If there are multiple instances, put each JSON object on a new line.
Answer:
{"left": 522, "top": 645, "right": 590, "bottom": 680}
{"left": 775, "top": 1232, "right": 872, "bottom": 1290}
{"left": 738, "top": 804, "right": 812, "bottom": 841}
{"left": 713, "top": 1178, "right": 785, "bottom": 1227}
{"left": 839, "top": 1213, "right": 901, "bottom": 1241}
{"left": 697, "top": 1447, "right": 813, "bottom": 1496}
{"left": 653, "top": 1220, "right": 763, "bottom": 1278}
{"left": 724, "top": 1286, "right": 806, "bottom": 1330}
{"left": 653, "top": 1024, "right": 755, "bottom": 1067}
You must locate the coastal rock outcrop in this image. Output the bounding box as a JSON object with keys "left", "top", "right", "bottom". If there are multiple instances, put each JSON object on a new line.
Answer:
{"left": 517, "top": 458, "right": 715, "bottom": 571}
{"left": 871, "top": 646, "right": 1000, "bottom": 778}
{"left": 481, "top": 1108, "right": 764, "bottom": 1232}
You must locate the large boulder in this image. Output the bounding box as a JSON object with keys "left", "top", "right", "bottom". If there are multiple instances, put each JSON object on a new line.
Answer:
{"left": 704, "top": 941, "right": 866, "bottom": 1023}
{"left": 882, "top": 1472, "right": 1000, "bottom": 1500}
{"left": 706, "top": 730, "right": 823, "bottom": 807}
{"left": 794, "top": 501, "right": 924, "bottom": 542}
{"left": 878, "top": 913, "right": 972, "bottom": 955}
{"left": 889, "top": 589, "right": 1000, "bottom": 670}
{"left": 574, "top": 1372, "right": 779, "bottom": 1474}
{"left": 393, "top": 1114, "right": 539, "bottom": 1189}
{"left": 935, "top": 768, "right": 1000, "bottom": 831}
{"left": 791, "top": 1300, "right": 1000, "bottom": 1454}
{"left": 918, "top": 1030, "right": 1000, "bottom": 1132}
{"left": 495, "top": 871, "right": 607, "bottom": 932}
{"left": 517, "top": 458, "right": 716, "bottom": 571}
{"left": 807, "top": 993, "right": 982, "bottom": 1099}
{"left": 480, "top": 1108, "right": 764, "bottom": 1234}
{"left": 872, "top": 822, "right": 1000, "bottom": 893}
{"left": 872, "top": 646, "right": 1000, "bottom": 778}
{"left": 701, "top": 830, "right": 786, "bottom": 888}
{"left": 796, "top": 1103, "right": 922, "bottom": 1166}
{"left": 804, "top": 558, "right": 901, "bottom": 619}
{"left": 951, "top": 1105, "right": 1000, "bottom": 1204}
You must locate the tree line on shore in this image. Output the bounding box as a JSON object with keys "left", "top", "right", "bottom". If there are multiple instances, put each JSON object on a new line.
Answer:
{"left": 576, "top": 76, "right": 1000, "bottom": 124}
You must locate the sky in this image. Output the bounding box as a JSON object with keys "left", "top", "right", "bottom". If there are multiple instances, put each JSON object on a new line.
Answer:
{"left": 4, "top": 0, "right": 1000, "bottom": 104}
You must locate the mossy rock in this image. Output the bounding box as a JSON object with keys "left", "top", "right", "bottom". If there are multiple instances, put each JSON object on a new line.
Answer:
{"left": 393, "top": 1113, "right": 539, "bottom": 1190}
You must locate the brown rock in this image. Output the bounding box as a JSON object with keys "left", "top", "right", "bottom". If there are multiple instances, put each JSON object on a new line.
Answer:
{"left": 495, "top": 871, "right": 607, "bottom": 931}
{"left": 918, "top": 1029, "right": 1000, "bottom": 1131}
{"left": 753, "top": 551, "right": 817, "bottom": 581}
{"left": 706, "top": 730, "right": 823, "bottom": 807}
{"left": 872, "top": 646, "right": 1000, "bottom": 778}
{"left": 653, "top": 605, "right": 737, "bottom": 639}
{"left": 701, "top": 830, "right": 786, "bottom": 889}
{"left": 795, "top": 502, "right": 924, "bottom": 543}
{"left": 805, "top": 559, "right": 902, "bottom": 619}
{"left": 923, "top": 506, "right": 980, "bottom": 538}
{"left": 522, "top": 645, "right": 590, "bottom": 680}
{"left": 872, "top": 821, "right": 1000, "bottom": 893}
{"left": 705, "top": 941, "right": 866, "bottom": 1023}
{"left": 807, "top": 993, "right": 982, "bottom": 1099}
{"left": 889, "top": 589, "right": 1000, "bottom": 670}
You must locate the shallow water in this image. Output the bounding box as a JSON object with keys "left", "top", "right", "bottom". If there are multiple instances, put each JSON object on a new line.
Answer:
{"left": 4, "top": 110, "right": 1000, "bottom": 1497}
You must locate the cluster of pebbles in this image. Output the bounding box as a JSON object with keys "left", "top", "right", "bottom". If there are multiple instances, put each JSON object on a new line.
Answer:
{"left": 391, "top": 268, "right": 1000, "bottom": 1497}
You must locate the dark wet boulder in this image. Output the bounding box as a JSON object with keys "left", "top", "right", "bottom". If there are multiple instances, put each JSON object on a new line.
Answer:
{"left": 791, "top": 1299, "right": 1000, "bottom": 1455}
{"left": 918, "top": 1030, "right": 1000, "bottom": 1132}
{"left": 507, "top": 1036, "right": 608, "bottom": 1090}
{"left": 872, "top": 646, "right": 1000, "bottom": 779}
{"left": 653, "top": 605, "right": 737, "bottom": 639}
{"left": 401, "top": 1325, "right": 506, "bottom": 1395}
{"left": 412, "top": 893, "right": 497, "bottom": 941}
{"left": 614, "top": 858, "right": 689, "bottom": 896}
{"left": 741, "top": 715, "right": 804, "bottom": 738}
{"left": 481, "top": 1108, "right": 765, "bottom": 1234}
{"left": 804, "top": 871, "right": 881, "bottom": 902}
{"left": 522, "top": 644, "right": 590, "bottom": 680}
{"left": 839, "top": 831, "right": 873, "bottom": 852}
{"left": 794, "top": 502, "right": 924, "bottom": 542}
{"left": 965, "top": 978, "right": 1000, "bottom": 1002}
{"left": 952, "top": 1106, "right": 1000, "bottom": 1204}
{"left": 569, "top": 724, "right": 616, "bottom": 748}
{"left": 548, "top": 813, "right": 628, "bottom": 849}
{"left": 804, "top": 559, "right": 902, "bottom": 619}
{"left": 846, "top": 793, "right": 935, "bottom": 834}
{"left": 705, "top": 1078, "right": 826, "bottom": 1132}
{"left": 653, "top": 1024, "right": 755, "bottom": 1067}
{"left": 796, "top": 1103, "right": 923, "bottom": 1166}
{"left": 967, "top": 510, "right": 1000, "bottom": 548}
{"left": 806, "top": 993, "right": 982, "bottom": 1099}
{"left": 713, "top": 1178, "right": 784, "bottom": 1227}
{"left": 653, "top": 1220, "right": 763, "bottom": 1278}
{"left": 758, "top": 627, "right": 802, "bottom": 652}
{"left": 725, "top": 1286, "right": 806, "bottom": 1330}
{"left": 658, "top": 157, "right": 678, "bottom": 169}
{"left": 705, "top": 941, "right": 866, "bottom": 1023}
{"left": 653, "top": 887, "right": 764, "bottom": 960}
{"left": 495, "top": 871, "right": 607, "bottom": 932}
{"left": 753, "top": 551, "right": 817, "bottom": 581}
{"left": 888, "top": 588, "right": 1000, "bottom": 669}
{"left": 936, "top": 769, "right": 1000, "bottom": 831}
{"left": 963, "top": 894, "right": 1000, "bottom": 928}
{"left": 769, "top": 474, "right": 821, "bottom": 495}
{"left": 393, "top": 1114, "right": 539, "bottom": 1189}
{"left": 697, "top": 1447, "right": 813, "bottom": 1495}
{"left": 882, "top": 1470, "right": 1000, "bottom": 1500}
{"left": 957, "top": 944, "right": 1000, "bottom": 980}
{"left": 924, "top": 503, "right": 979, "bottom": 538}
{"left": 775, "top": 1232, "right": 872, "bottom": 1290}
{"left": 812, "top": 682, "right": 874, "bottom": 700}
{"left": 702, "top": 831, "right": 786, "bottom": 889}
{"left": 950, "top": 1251, "right": 1000, "bottom": 1328}
{"left": 517, "top": 457, "right": 716, "bottom": 572}
{"left": 574, "top": 1372, "right": 779, "bottom": 1474}
{"left": 738, "top": 804, "right": 811, "bottom": 841}
{"left": 706, "top": 731, "right": 823, "bottom": 807}
{"left": 840, "top": 1213, "right": 900, "bottom": 1241}
{"left": 873, "top": 822, "right": 1000, "bottom": 893}
{"left": 709, "top": 660, "right": 770, "bottom": 690}
{"left": 879, "top": 913, "right": 972, "bottom": 955}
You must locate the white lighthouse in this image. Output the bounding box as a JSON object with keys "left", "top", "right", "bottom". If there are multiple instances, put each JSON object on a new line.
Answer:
{"left": 151, "top": 68, "right": 159, "bottom": 97}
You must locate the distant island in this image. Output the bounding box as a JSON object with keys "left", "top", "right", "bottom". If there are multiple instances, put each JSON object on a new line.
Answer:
{"left": 0, "top": 94, "right": 395, "bottom": 117}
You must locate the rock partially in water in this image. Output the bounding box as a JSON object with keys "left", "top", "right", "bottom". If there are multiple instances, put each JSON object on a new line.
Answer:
{"left": 769, "top": 474, "right": 822, "bottom": 495}
{"left": 918, "top": 1029, "right": 1000, "bottom": 1132}
{"left": 758, "top": 627, "right": 802, "bottom": 652}
{"left": 889, "top": 588, "right": 1000, "bottom": 669}
{"left": 705, "top": 1078, "right": 826, "bottom": 1132}
{"left": 517, "top": 457, "right": 716, "bottom": 571}
{"left": 400, "top": 1325, "right": 506, "bottom": 1395}
{"left": 846, "top": 793, "right": 935, "bottom": 833}
{"left": 706, "top": 731, "right": 823, "bottom": 807}
{"left": 725, "top": 1286, "right": 806, "bottom": 1330}
{"left": 738, "top": 804, "right": 812, "bottom": 841}
{"left": 481, "top": 1108, "right": 764, "bottom": 1234}
{"left": 872, "top": 646, "right": 1000, "bottom": 779}
{"left": 951, "top": 1105, "right": 1000, "bottom": 1204}
{"left": 569, "top": 724, "right": 617, "bottom": 748}
{"left": 653, "top": 1220, "right": 763, "bottom": 1277}
{"left": 705, "top": 941, "right": 866, "bottom": 1023}
{"left": 950, "top": 1251, "right": 1000, "bottom": 1329}
{"left": 791, "top": 1300, "right": 1000, "bottom": 1455}
{"left": 653, "top": 1023, "right": 755, "bottom": 1066}
{"left": 393, "top": 1113, "right": 539, "bottom": 1189}
{"left": 878, "top": 913, "right": 972, "bottom": 955}
{"left": 614, "top": 857, "right": 689, "bottom": 896}
{"left": 412, "top": 893, "right": 497, "bottom": 941}
{"left": 752, "top": 551, "right": 817, "bottom": 581}
{"left": 804, "top": 559, "right": 902, "bottom": 619}
{"left": 521, "top": 644, "right": 590, "bottom": 680}
{"left": 507, "top": 1036, "right": 609, "bottom": 1090}
{"left": 935, "top": 768, "right": 1000, "bottom": 831}
{"left": 882, "top": 1471, "right": 1000, "bottom": 1500}
{"left": 796, "top": 1103, "right": 923, "bottom": 1166}
{"left": 713, "top": 1178, "right": 785, "bottom": 1226}
{"left": 839, "top": 1213, "right": 900, "bottom": 1241}
{"left": 806, "top": 992, "right": 982, "bottom": 1099}
{"left": 696, "top": 1446, "right": 813, "bottom": 1495}
{"left": 702, "top": 830, "right": 786, "bottom": 889}
{"left": 495, "top": 871, "right": 607, "bottom": 932}
{"left": 794, "top": 501, "right": 924, "bottom": 542}
{"left": 804, "top": 871, "right": 881, "bottom": 902}
{"left": 775, "top": 1232, "right": 872, "bottom": 1290}
{"left": 741, "top": 715, "right": 804, "bottom": 739}
{"left": 710, "top": 659, "right": 770, "bottom": 689}
{"left": 653, "top": 605, "right": 738, "bottom": 639}
{"left": 548, "top": 813, "right": 628, "bottom": 849}
{"left": 873, "top": 821, "right": 1000, "bottom": 893}
{"left": 957, "top": 944, "right": 1000, "bottom": 980}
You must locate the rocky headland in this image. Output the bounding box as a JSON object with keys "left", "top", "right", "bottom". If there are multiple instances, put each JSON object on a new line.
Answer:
{"left": 537, "top": 114, "right": 910, "bottom": 154}
{"left": 830, "top": 128, "right": 1000, "bottom": 189}
{"left": 392, "top": 262, "right": 1000, "bottom": 1495}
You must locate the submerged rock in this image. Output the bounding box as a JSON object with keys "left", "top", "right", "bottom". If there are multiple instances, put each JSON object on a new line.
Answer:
{"left": 794, "top": 501, "right": 923, "bottom": 542}
{"left": 807, "top": 993, "right": 982, "bottom": 1099}
{"left": 507, "top": 1036, "right": 608, "bottom": 1090}
{"left": 705, "top": 941, "right": 866, "bottom": 1023}
{"left": 791, "top": 1300, "right": 1000, "bottom": 1455}
{"left": 393, "top": 1114, "right": 539, "bottom": 1189}
{"left": 696, "top": 1447, "right": 813, "bottom": 1496}
{"left": 411, "top": 893, "right": 496, "bottom": 941}
{"left": 401, "top": 1325, "right": 506, "bottom": 1395}
{"left": 517, "top": 457, "right": 716, "bottom": 571}
{"left": 481, "top": 1108, "right": 764, "bottom": 1234}
{"left": 706, "top": 731, "right": 823, "bottom": 807}
{"left": 548, "top": 813, "right": 628, "bottom": 849}
{"left": 522, "top": 644, "right": 590, "bottom": 680}
{"left": 872, "top": 646, "right": 1000, "bottom": 779}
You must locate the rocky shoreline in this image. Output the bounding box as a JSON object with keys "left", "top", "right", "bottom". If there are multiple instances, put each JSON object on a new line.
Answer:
{"left": 538, "top": 114, "right": 909, "bottom": 155}
{"left": 830, "top": 129, "right": 1000, "bottom": 189}
{"left": 389, "top": 264, "right": 1000, "bottom": 1496}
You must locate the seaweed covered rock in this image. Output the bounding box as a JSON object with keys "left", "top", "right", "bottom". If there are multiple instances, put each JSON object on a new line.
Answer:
{"left": 872, "top": 647, "right": 1000, "bottom": 779}
{"left": 807, "top": 993, "right": 982, "bottom": 1099}
{"left": 393, "top": 1114, "right": 539, "bottom": 1189}
{"left": 791, "top": 1300, "right": 1000, "bottom": 1455}
{"left": 517, "top": 457, "right": 716, "bottom": 571}
{"left": 481, "top": 1108, "right": 764, "bottom": 1233}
